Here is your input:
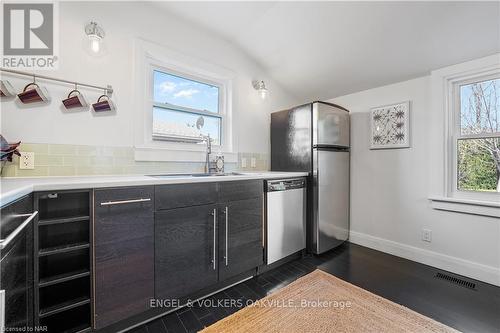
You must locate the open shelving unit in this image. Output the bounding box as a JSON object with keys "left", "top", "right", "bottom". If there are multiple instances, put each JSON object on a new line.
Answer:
{"left": 34, "top": 190, "right": 92, "bottom": 333}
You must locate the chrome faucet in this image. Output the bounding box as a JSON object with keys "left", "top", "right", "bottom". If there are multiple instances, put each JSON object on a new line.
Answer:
{"left": 202, "top": 134, "right": 212, "bottom": 173}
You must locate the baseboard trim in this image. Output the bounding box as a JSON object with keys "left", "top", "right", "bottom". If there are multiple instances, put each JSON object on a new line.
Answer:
{"left": 349, "top": 231, "right": 500, "bottom": 287}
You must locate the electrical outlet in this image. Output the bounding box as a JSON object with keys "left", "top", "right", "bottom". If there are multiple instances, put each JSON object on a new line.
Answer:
{"left": 19, "top": 152, "right": 35, "bottom": 169}
{"left": 251, "top": 157, "right": 256, "bottom": 168}
{"left": 422, "top": 229, "right": 432, "bottom": 242}
{"left": 241, "top": 158, "right": 247, "bottom": 168}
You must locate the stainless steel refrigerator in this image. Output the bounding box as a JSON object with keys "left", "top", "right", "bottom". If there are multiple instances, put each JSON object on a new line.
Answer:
{"left": 271, "top": 101, "right": 350, "bottom": 254}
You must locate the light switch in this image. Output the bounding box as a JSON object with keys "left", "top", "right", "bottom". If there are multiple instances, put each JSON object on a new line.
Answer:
{"left": 241, "top": 158, "right": 247, "bottom": 168}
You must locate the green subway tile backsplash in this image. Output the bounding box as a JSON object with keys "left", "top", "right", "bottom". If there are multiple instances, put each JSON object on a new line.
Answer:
{"left": 0, "top": 143, "right": 269, "bottom": 177}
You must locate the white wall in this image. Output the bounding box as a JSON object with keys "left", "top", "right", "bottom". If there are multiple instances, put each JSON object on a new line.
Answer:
{"left": 0, "top": 1, "right": 298, "bottom": 155}
{"left": 328, "top": 76, "right": 500, "bottom": 286}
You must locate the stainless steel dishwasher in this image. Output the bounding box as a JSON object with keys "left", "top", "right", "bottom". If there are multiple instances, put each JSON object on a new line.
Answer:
{"left": 265, "top": 178, "right": 306, "bottom": 264}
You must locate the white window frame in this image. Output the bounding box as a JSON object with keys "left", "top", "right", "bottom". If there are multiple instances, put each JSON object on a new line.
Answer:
{"left": 151, "top": 66, "right": 225, "bottom": 145}
{"left": 428, "top": 55, "right": 500, "bottom": 217}
{"left": 448, "top": 71, "right": 500, "bottom": 201}
{"left": 133, "top": 39, "right": 237, "bottom": 163}
{"left": 450, "top": 73, "right": 500, "bottom": 200}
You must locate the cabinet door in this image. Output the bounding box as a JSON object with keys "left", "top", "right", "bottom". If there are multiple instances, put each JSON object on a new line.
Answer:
{"left": 0, "top": 194, "right": 34, "bottom": 330}
{"left": 94, "top": 187, "right": 154, "bottom": 329}
{"left": 218, "top": 197, "right": 263, "bottom": 281}
{"left": 155, "top": 204, "right": 218, "bottom": 300}
{"left": 1, "top": 233, "right": 32, "bottom": 330}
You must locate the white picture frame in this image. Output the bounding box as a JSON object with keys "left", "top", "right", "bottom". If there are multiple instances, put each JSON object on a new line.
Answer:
{"left": 370, "top": 101, "right": 410, "bottom": 149}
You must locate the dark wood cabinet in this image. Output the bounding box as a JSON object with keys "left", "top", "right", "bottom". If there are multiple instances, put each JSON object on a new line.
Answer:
{"left": 94, "top": 187, "right": 154, "bottom": 329}
{"left": 155, "top": 204, "right": 218, "bottom": 300}
{"left": 0, "top": 194, "right": 34, "bottom": 331}
{"left": 218, "top": 180, "right": 264, "bottom": 281}
{"left": 1, "top": 233, "right": 32, "bottom": 330}
{"left": 218, "top": 197, "right": 264, "bottom": 281}
{"left": 154, "top": 180, "right": 264, "bottom": 300}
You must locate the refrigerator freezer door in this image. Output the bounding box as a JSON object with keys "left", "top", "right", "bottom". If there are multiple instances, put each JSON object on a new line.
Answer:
{"left": 312, "top": 102, "right": 350, "bottom": 148}
{"left": 312, "top": 149, "right": 349, "bottom": 254}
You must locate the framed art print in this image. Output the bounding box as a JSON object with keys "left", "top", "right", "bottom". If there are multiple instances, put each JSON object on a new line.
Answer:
{"left": 370, "top": 101, "right": 410, "bottom": 149}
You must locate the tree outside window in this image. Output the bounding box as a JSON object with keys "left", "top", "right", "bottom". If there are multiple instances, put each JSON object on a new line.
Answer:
{"left": 457, "top": 78, "right": 499, "bottom": 192}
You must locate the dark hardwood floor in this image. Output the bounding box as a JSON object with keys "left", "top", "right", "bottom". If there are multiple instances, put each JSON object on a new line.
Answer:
{"left": 129, "top": 242, "right": 500, "bottom": 333}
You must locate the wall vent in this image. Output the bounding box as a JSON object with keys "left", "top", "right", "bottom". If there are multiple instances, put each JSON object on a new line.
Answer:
{"left": 435, "top": 272, "right": 476, "bottom": 290}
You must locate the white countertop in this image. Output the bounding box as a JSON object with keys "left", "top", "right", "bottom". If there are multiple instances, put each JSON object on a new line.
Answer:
{"left": 0, "top": 171, "right": 308, "bottom": 207}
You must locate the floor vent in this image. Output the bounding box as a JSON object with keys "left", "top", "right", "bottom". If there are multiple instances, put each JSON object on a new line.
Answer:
{"left": 435, "top": 272, "right": 476, "bottom": 290}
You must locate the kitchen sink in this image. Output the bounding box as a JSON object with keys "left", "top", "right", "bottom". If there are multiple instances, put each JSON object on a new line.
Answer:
{"left": 149, "top": 172, "right": 243, "bottom": 178}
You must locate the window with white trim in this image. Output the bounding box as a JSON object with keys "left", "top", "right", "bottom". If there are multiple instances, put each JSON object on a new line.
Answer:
{"left": 152, "top": 68, "right": 223, "bottom": 145}
{"left": 453, "top": 75, "right": 499, "bottom": 194}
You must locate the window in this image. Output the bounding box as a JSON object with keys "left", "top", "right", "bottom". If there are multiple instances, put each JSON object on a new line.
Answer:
{"left": 152, "top": 69, "right": 223, "bottom": 145}
{"left": 454, "top": 77, "right": 499, "bottom": 193}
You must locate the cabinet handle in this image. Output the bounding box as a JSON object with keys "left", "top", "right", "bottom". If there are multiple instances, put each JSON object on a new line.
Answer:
{"left": 224, "top": 206, "right": 228, "bottom": 266}
{"left": 211, "top": 208, "right": 217, "bottom": 271}
{"left": 100, "top": 198, "right": 151, "bottom": 206}
{"left": 0, "top": 211, "right": 38, "bottom": 250}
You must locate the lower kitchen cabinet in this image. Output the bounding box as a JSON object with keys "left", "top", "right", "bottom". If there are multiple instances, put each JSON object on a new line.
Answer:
{"left": 218, "top": 197, "right": 264, "bottom": 281}
{"left": 155, "top": 204, "right": 218, "bottom": 300}
{"left": 94, "top": 187, "right": 154, "bottom": 329}
{"left": 154, "top": 180, "right": 264, "bottom": 301}
{"left": 0, "top": 229, "right": 33, "bottom": 331}
{"left": 0, "top": 194, "right": 34, "bottom": 331}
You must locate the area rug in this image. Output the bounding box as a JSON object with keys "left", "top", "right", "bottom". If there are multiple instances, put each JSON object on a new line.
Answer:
{"left": 201, "top": 269, "right": 459, "bottom": 333}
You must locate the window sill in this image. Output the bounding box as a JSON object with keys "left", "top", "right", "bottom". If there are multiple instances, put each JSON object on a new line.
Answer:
{"left": 429, "top": 196, "right": 500, "bottom": 218}
{"left": 134, "top": 145, "right": 238, "bottom": 163}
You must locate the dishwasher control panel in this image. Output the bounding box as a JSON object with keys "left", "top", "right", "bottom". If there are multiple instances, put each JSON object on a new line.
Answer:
{"left": 266, "top": 178, "right": 306, "bottom": 192}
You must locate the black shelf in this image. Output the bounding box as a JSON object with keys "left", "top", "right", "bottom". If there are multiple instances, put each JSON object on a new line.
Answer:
{"left": 39, "top": 242, "right": 89, "bottom": 257}
{"left": 39, "top": 303, "right": 91, "bottom": 333}
{"left": 39, "top": 269, "right": 90, "bottom": 288}
{"left": 39, "top": 220, "right": 89, "bottom": 250}
{"left": 74, "top": 326, "right": 92, "bottom": 333}
{"left": 38, "top": 191, "right": 90, "bottom": 221}
{"left": 39, "top": 248, "right": 90, "bottom": 281}
{"left": 35, "top": 189, "right": 92, "bottom": 333}
{"left": 39, "top": 296, "right": 90, "bottom": 318}
{"left": 38, "top": 215, "right": 89, "bottom": 226}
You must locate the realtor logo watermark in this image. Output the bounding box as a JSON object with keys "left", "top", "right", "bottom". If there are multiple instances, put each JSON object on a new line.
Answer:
{"left": 2, "top": 2, "right": 59, "bottom": 69}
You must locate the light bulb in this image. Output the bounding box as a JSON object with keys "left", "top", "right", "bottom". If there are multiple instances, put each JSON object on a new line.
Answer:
{"left": 89, "top": 35, "right": 101, "bottom": 53}
{"left": 259, "top": 88, "right": 268, "bottom": 99}
{"left": 252, "top": 80, "right": 269, "bottom": 100}
{"left": 85, "top": 22, "right": 105, "bottom": 56}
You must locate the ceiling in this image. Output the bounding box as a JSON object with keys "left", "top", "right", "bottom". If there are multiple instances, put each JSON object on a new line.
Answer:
{"left": 153, "top": 1, "right": 500, "bottom": 101}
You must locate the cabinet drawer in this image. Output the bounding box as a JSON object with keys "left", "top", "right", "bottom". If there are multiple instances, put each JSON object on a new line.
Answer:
{"left": 95, "top": 186, "right": 154, "bottom": 210}
{"left": 218, "top": 180, "right": 263, "bottom": 202}
{"left": 155, "top": 183, "right": 217, "bottom": 210}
